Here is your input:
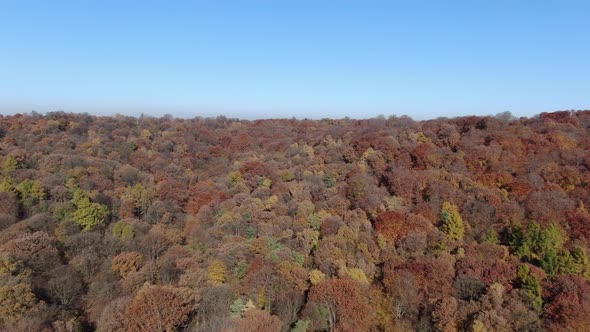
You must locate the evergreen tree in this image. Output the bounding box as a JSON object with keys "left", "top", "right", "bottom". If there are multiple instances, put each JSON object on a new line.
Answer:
{"left": 517, "top": 265, "right": 543, "bottom": 311}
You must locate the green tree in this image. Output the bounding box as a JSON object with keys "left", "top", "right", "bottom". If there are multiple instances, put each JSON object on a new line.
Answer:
{"left": 482, "top": 228, "right": 499, "bottom": 244}
{"left": 113, "top": 220, "right": 135, "bottom": 240}
{"left": 230, "top": 298, "right": 245, "bottom": 318}
{"left": 71, "top": 189, "right": 109, "bottom": 231}
{"left": 0, "top": 176, "right": 16, "bottom": 194}
{"left": 122, "top": 183, "right": 151, "bottom": 219}
{"left": 571, "top": 247, "right": 590, "bottom": 279}
{"left": 439, "top": 202, "right": 464, "bottom": 241}
{"left": 2, "top": 155, "right": 19, "bottom": 172}
{"left": 291, "top": 319, "right": 311, "bottom": 332}
{"left": 16, "top": 179, "right": 46, "bottom": 201}
{"left": 509, "top": 222, "right": 576, "bottom": 277}
{"left": 517, "top": 264, "right": 543, "bottom": 311}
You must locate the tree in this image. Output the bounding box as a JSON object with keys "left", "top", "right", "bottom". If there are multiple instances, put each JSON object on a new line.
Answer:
{"left": 207, "top": 260, "right": 227, "bottom": 285}
{"left": 111, "top": 252, "right": 144, "bottom": 278}
{"left": 47, "top": 265, "right": 84, "bottom": 307}
{"left": 309, "top": 269, "right": 326, "bottom": 285}
{"left": 0, "top": 283, "right": 40, "bottom": 323}
{"left": 517, "top": 264, "right": 543, "bottom": 311}
{"left": 431, "top": 297, "right": 458, "bottom": 332}
{"left": 439, "top": 202, "right": 464, "bottom": 241}
{"left": 305, "top": 278, "right": 373, "bottom": 332}
{"left": 120, "top": 184, "right": 151, "bottom": 219}
{"left": 71, "top": 189, "right": 109, "bottom": 231}
{"left": 234, "top": 309, "right": 283, "bottom": 332}
{"left": 112, "top": 220, "right": 135, "bottom": 240}
{"left": 124, "top": 284, "right": 194, "bottom": 332}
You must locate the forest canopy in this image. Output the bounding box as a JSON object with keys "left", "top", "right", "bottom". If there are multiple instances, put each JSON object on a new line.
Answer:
{"left": 1, "top": 110, "right": 590, "bottom": 331}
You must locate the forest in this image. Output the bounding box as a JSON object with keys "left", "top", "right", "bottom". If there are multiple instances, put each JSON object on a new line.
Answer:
{"left": 0, "top": 110, "right": 590, "bottom": 331}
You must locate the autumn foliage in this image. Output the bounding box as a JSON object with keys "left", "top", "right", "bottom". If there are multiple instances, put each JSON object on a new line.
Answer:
{"left": 0, "top": 110, "right": 589, "bottom": 330}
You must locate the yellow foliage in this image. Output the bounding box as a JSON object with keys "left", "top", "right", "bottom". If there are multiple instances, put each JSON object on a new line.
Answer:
{"left": 416, "top": 131, "right": 431, "bottom": 143}
{"left": 218, "top": 211, "right": 240, "bottom": 224}
{"left": 302, "top": 144, "right": 315, "bottom": 158}
{"left": 0, "top": 283, "right": 39, "bottom": 323}
{"left": 264, "top": 195, "right": 279, "bottom": 210}
{"left": 309, "top": 269, "right": 326, "bottom": 285}
{"left": 279, "top": 170, "right": 295, "bottom": 182}
{"left": 377, "top": 233, "right": 387, "bottom": 249}
{"left": 346, "top": 268, "right": 370, "bottom": 285}
{"left": 440, "top": 201, "right": 465, "bottom": 241}
{"left": 302, "top": 170, "right": 314, "bottom": 178}
{"left": 140, "top": 129, "right": 152, "bottom": 139}
{"left": 337, "top": 226, "right": 357, "bottom": 242}
{"left": 278, "top": 261, "right": 309, "bottom": 291}
{"left": 244, "top": 299, "right": 256, "bottom": 312}
{"left": 261, "top": 178, "right": 272, "bottom": 188}
{"left": 316, "top": 209, "right": 331, "bottom": 220}
{"left": 256, "top": 288, "right": 266, "bottom": 309}
{"left": 228, "top": 171, "right": 243, "bottom": 185}
{"left": 361, "top": 147, "right": 376, "bottom": 162}
{"left": 207, "top": 260, "right": 227, "bottom": 285}
{"left": 0, "top": 256, "right": 18, "bottom": 276}
{"left": 471, "top": 320, "right": 488, "bottom": 332}
{"left": 551, "top": 132, "right": 576, "bottom": 150}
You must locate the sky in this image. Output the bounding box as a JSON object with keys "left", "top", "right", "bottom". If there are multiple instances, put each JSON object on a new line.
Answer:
{"left": 1, "top": 1, "right": 589, "bottom": 120}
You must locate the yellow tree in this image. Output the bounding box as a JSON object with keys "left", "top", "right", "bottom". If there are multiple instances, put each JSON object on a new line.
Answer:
{"left": 440, "top": 202, "right": 465, "bottom": 241}
{"left": 208, "top": 259, "right": 227, "bottom": 285}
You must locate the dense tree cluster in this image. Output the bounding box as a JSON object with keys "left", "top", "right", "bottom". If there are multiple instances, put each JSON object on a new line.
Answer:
{"left": 0, "top": 110, "right": 589, "bottom": 331}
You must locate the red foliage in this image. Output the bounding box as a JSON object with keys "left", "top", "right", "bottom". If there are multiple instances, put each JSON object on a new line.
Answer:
{"left": 566, "top": 209, "right": 590, "bottom": 241}
{"left": 124, "top": 285, "right": 194, "bottom": 332}
{"left": 305, "top": 278, "right": 373, "bottom": 332}
{"left": 544, "top": 275, "right": 590, "bottom": 331}
{"left": 235, "top": 309, "right": 283, "bottom": 332}
{"left": 185, "top": 180, "right": 228, "bottom": 215}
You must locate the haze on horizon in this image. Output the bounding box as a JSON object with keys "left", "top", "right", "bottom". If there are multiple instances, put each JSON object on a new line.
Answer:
{"left": 1, "top": 1, "right": 589, "bottom": 120}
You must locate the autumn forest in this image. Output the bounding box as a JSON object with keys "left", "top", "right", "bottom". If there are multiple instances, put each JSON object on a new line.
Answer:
{"left": 1, "top": 110, "right": 590, "bottom": 331}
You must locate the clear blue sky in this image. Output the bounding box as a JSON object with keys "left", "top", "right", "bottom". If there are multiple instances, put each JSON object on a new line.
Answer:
{"left": 1, "top": 1, "right": 589, "bottom": 120}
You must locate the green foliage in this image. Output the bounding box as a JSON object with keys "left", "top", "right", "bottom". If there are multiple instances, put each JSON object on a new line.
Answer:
{"left": 125, "top": 183, "right": 150, "bottom": 218}
{"left": 113, "top": 220, "right": 135, "bottom": 240}
{"left": 269, "top": 252, "right": 280, "bottom": 264}
{"left": 236, "top": 261, "right": 249, "bottom": 280}
{"left": 482, "top": 228, "right": 499, "bottom": 244}
{"left": 266, "top": 236, "right": 282, "bottom": 251}
{"left": 439, "top": 202, "right": 464, "bottom": 241}
{"left": 16, "top": 179, "right": 46, "bottom": 201}
{"left": 509, "top": 222, "right": 578, "bottom": 277}
{"left": 291, "top": 319, "right": 311, "bottom": 332}
{"left": 323, "top": 176, "right": 336, "bottom": 188}
{"left": 571, "top": 247, "right": 590, "bottom": 280}
{"left": 242, "top": 211, "right": 251, "bottom": 222}
{"left": 0, "top": 176, "right": 16, "bottom": 194}
{"left": 293, "top": 251, "right": 306, "bottom": 265}
{"left": 71, "top": 189, "right": 109, "bottom": 231}
{"left": 308, "top": 213, "right": 321, "bottom": 231}
{"left": 2, "top": 155, "right": 20, "bottom": 172}
{"left": 517, "top": 265, "right": 543, "bottom": 311}
{"left": 245, "top": 226, "right": 257, "bottom": 239}
{"left": 53, "top": 203, "right": 75, "bottom": 222}
{"left": 230, "top": 298, "right": 245, "bottom": 318}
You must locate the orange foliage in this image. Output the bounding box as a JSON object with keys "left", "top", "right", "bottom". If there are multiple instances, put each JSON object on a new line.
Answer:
{"left": 125, "top": 285, "right": 194, "bottom": 332}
